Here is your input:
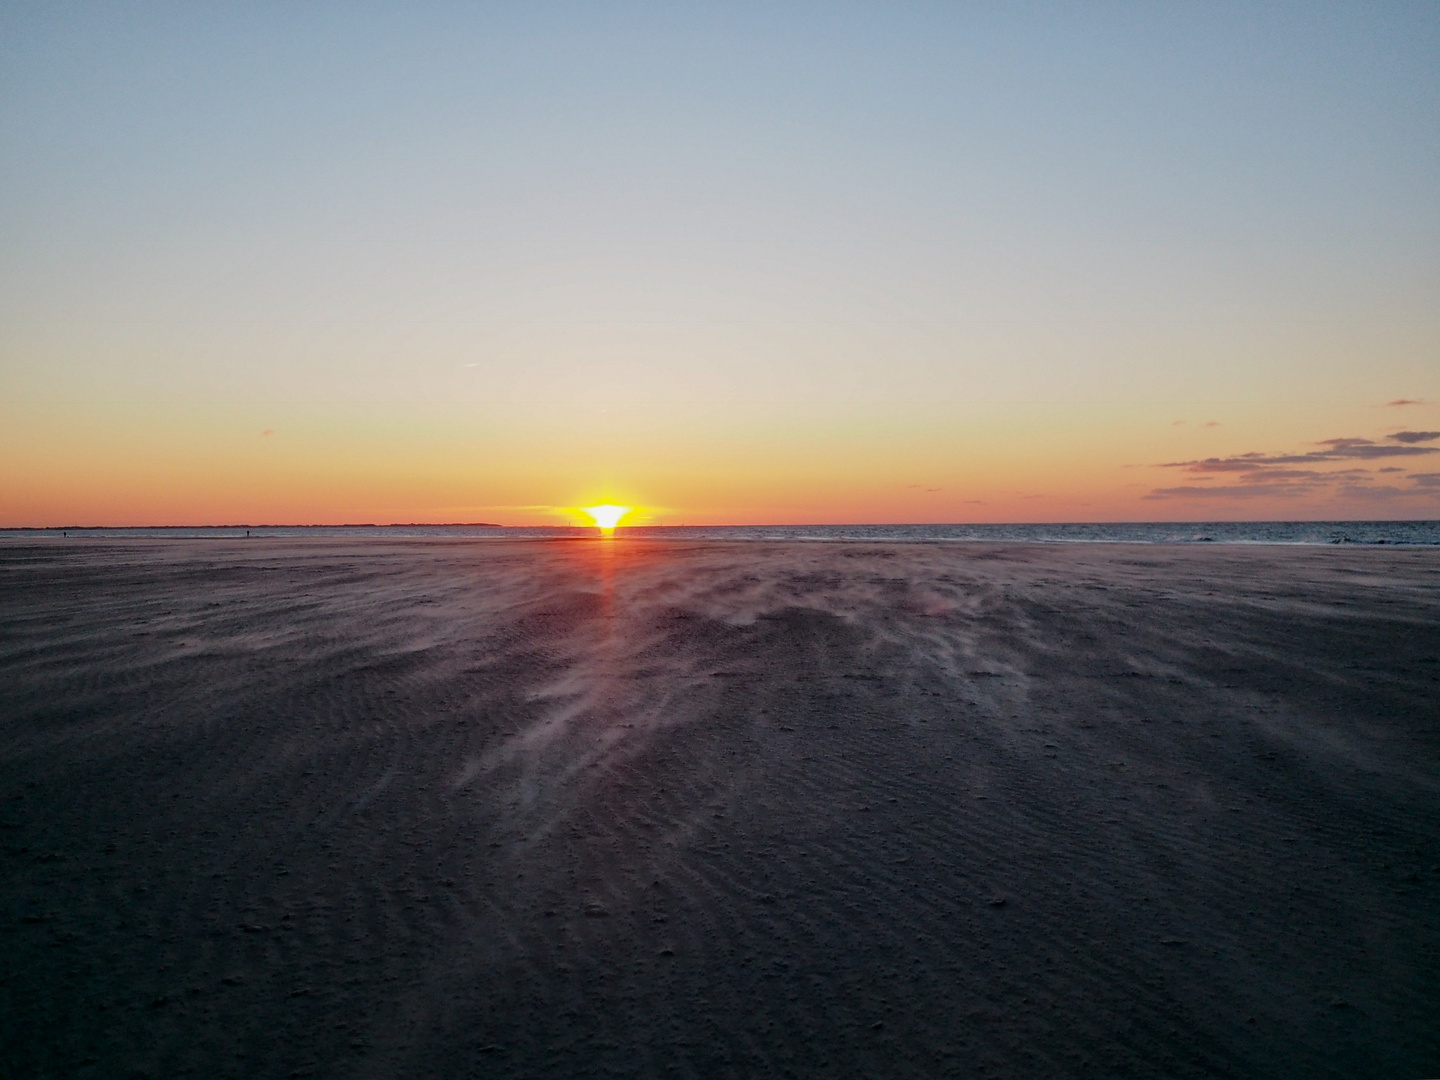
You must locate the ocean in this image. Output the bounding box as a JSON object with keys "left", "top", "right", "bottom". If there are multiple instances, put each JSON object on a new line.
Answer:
{"left": 5, "top": 521, "right": 1438, "bottom": 544}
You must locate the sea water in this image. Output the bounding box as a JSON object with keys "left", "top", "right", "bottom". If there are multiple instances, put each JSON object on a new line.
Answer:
{"left": 5, "top": 521, "right": 1439, "bottom": 544}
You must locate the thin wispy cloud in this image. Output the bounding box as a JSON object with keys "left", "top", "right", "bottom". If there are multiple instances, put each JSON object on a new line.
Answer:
{"left": 1164, "top": 439, "right": 1440, "bottom": 472}
{"left": 1386, "top": 399, "right": 1427, "bottom": 407}
{"left": 1147, "top": 483, "right": 1307, "bottom": 499}
{"left": 1387, "top": 430, "right": 1440, "bottom": 444}
{"left": 1335, "top": 482, "right": 1433, "bottom": 500}
{"left": 1314, "top": 437, "right": 1439, "bottom": 459}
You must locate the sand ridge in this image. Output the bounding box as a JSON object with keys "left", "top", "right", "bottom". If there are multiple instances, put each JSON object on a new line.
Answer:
{"left": 2, "top": 539, "right": 1438, "bottom": 1077}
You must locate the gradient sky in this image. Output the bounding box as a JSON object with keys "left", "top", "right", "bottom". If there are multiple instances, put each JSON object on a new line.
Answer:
{"left": 3, "top": 1, "right": 1438, "bottom": 525}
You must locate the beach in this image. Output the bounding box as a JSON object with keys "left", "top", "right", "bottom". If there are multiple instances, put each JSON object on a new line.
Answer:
{"left": 2, "top": 538, "right": 1437, "bottom": 1078}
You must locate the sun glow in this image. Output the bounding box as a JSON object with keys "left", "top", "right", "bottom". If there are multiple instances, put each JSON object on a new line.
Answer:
{"left": 581, "top": 504, "right": 633, "bottom": 533}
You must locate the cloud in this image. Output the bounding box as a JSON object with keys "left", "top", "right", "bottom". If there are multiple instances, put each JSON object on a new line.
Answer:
{"left": 1172, "top": 419, "right": 1186, "bottom": 426}
{"left": 261, "top": 429, "right": 275, "bottom": 437}
{"left": 1412, "top": 473, "right": 1440, "bottom": 488}
{"left": 1336, "top": 482, "right": 1437, "bottom": 500}
{"left": 1163, "top": 440, "right": 1439, "bottom": 472}
{"left": 1367, "top": 447, "right": 1440, "bottom": 461}
{"left": 1312, "top": 437, "right": 1440, "bottom": 459}
{"left": 1386, "top": 399, "right": 1426, "bottom": 406}
{"left": 1237, "top": 468, "right": 1328, "bottom": 481}
{"left": 1313, "top": 441, "right": 1438, "bottom": 460}
{"left": 1203, "top": 421, "right": 1220, "bottom": 428}
{"left": 1147, "top": 431, "right": 1440, "bottom": 503}
{"left": 1145, "top": 483, "right": 1310, "bottom": 500}
{"left": 1166, "top": 457, "right": 1293, "bottom": 474}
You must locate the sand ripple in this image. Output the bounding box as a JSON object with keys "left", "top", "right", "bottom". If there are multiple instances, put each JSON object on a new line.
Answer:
{"left": 2, "top": 539, "right": 1438, "bottom": 1077}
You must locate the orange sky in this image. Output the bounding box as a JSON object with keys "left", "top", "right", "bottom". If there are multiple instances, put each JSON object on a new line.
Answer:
{"left": 5, "top": 397, "right": 1437, "bottom": 526}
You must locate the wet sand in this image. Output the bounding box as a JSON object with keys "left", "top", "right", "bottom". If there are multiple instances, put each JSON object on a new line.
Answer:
{"left": 1, "top": 538, "right": 1438, "bottom": 1078}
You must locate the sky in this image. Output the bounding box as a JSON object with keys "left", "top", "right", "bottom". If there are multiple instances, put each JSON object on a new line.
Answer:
{"left": 2, "top": 1, "right": 1438, "bottom": 526}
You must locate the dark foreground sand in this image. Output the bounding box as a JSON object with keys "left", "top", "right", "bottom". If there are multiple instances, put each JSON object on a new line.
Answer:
{"left": 1, "top": 539, "right": 1438, "bottom": 1079}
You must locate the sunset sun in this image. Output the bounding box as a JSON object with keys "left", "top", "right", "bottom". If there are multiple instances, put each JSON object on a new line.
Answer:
{"left": 581, "top": 504, "right": 633, "bottom": 532}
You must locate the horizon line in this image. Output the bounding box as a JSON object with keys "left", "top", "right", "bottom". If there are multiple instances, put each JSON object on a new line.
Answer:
{"left": 4, "top": 518, "right": 1438, "bottom": 531}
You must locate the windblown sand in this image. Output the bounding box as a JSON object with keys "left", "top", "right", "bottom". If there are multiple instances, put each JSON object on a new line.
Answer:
{"left": 2, "top": 539, "right": 1438, "bottom": 1078}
